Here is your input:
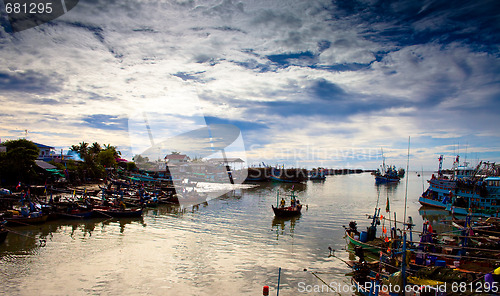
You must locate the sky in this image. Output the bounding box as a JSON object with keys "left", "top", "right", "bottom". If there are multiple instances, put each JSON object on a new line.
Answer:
{"left": 0, "top": 0, "right": 499, "bottom": 170}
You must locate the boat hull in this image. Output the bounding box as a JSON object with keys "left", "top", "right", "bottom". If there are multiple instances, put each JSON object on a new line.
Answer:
{"left": 418, "top": 196, "right": 447, "bottom": 209}
{"left": 345, "top": 233, "right": 382, "bottom": 254}
{"left": 272, "top": 205, "right": 301, "bottom": 218}
{"left": 94, "top": 208, "right": 143, "bottom": 218}
{"left": 4, "top": 214, "right": 49, "bottom": 226}
{"left": 375, "top": 176, "right": 400, "bottom": 183}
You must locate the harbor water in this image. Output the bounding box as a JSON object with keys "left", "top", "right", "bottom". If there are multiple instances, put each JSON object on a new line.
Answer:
{"left": 1, "top": 172, "right": 448, "bottom": 295}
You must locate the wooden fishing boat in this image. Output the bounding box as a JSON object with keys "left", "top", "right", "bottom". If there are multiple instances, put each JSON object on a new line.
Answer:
{"left": 272, "top": 190, "right": 303, "bottom": 217}
{"left": 272, "top": 204, "right": 302, "bottom": 218}
{"left": 4, "top": 213, "right": 49, "bottom": 226}
{"left": 245, "top": 167, "right": 271, "bottom": 182}
{"left": 345, "top": 231, "right": 383, "bottom": 254}
{"left": 58, "top": 209, "right": 95, "bottom": 219}
{"left": 270, "top": 167, "right": 308, "bottom": 183}
{"left": 94, "top": 207, "right": 143, "bottom": 218}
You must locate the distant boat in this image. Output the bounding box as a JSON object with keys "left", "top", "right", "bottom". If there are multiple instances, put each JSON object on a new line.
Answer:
{"left": 309, "top": 169, "right": 326, "bottom": 180}
{"left": 374, "top": 149, "right": 403, "bottom": 184}
{"left": 270, "top": 167, "right": 308, "bottom": 183}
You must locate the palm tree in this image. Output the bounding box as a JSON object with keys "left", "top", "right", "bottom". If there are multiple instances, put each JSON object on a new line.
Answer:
{"left": 70, "top": 142, "right": 89, "bottom": 161}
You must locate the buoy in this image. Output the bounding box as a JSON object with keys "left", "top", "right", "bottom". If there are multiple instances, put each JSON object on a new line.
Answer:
{"left": 263, "top": 285, "right": 269, "bottom": 296}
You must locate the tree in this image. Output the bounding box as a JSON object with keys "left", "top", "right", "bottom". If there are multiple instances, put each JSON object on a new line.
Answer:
{"left": 97, "top": 149, "right": 117, "bottom": 168}
{"left": 133, "top": 155, "right": 149, "bottom": 163}
{"left": 103, "top": 144, "right": 121, "bottom": 158}
{"left": 70, "top": 142, "right": 89, "bottom": 161}
{"left": 0, "top": 139, "right": 40, "bottom": 184}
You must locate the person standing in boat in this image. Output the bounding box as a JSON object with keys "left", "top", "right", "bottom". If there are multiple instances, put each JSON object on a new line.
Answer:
{"left": 280, "top": 197, "right": 286, "bottom": 208}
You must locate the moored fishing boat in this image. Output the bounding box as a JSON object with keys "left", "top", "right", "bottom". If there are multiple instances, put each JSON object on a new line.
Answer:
{"left": 94, "top": 207, "right": 143, "bottom": 218}
{"left": 270, "top": 167, "right": 308, "bottom": 183}
{"left": 245, "top": 167, "right": 271, "bottom": 182}
{"left": 446, "top": 176, "right": 500, "bottom": 217}
{"left": 58, "top": 208, "right": 95, "bottom": 219}
{"left": 4, "top": 212, "right": 49, "bottom": 226}
{"left": 418, "top": 156, "right": 472, "bottom": 209}
{"left": 344, "top": 219, "right": 385, "bottom": 254}
{"left": 308, "top": 169, "right": 326, "bottom": 180}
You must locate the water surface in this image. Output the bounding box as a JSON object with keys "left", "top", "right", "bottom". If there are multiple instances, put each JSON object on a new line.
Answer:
{"left": 1, "top": 172, "right": 445, "bottom": 295}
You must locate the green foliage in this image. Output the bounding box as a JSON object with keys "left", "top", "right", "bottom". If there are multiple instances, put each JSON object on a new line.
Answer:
{"left": 97, "top": 149, "right": 117, "bottom": 168}
{"left": 126, "top": 161, "right": 137, "bottom": 171}
{"left": 68, "top": 141, "right": 123, "bottom": 181}
{"left": 133, "top": 155, "right": 149, "bottom": 163}
{"left": 0, "top": 139, "right": 40, "bottom": 184}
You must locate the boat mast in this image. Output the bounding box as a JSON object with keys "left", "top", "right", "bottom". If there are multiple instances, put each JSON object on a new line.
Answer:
{"left": 402, "top": 136, "right": 410, "bottom": 291}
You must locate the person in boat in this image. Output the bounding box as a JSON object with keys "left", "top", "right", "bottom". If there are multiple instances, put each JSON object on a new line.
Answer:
{"left": 119, "top": 199, "right": 126, "bottom": 210}
{"left": 280, "top": 197, "right": 286, "bottom": 208}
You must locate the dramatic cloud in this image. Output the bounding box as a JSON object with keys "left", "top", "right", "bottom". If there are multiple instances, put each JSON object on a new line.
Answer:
{"left": 0, "top": 0, "right": 498, "bottom": 169}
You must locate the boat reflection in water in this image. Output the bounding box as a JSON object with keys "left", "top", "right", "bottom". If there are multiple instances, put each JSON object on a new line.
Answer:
{"left": 0, "top": 217, "right": 146, "bottom": 255}
{"left": 272, "top": 216, "right": 300, "bottom": 240}
{"left": 418, "top": 206, "right": 453, "bottom": 234}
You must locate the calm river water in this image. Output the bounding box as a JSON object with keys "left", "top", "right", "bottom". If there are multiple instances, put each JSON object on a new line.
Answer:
{"left": 1, "top": 172, "right": 449, "bottom": 295}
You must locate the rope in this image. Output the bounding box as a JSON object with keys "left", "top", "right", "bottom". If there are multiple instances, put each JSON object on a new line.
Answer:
{"left": 310, "top": 272, "right": 336, "bottom": 293}
{"left": 4, "top": 226, "right": 46, "bottom": 247}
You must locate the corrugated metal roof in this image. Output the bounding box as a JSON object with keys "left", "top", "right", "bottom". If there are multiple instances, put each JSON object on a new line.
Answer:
{"left": 35, "top": 160, "right": 57, "bottom": 170}
{"left": 33, "top": 142, "right": 55, "bottom": 149}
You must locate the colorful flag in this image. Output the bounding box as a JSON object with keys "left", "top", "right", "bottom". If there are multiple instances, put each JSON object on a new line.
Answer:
{"left": 16, "top": 182, "right": 21, "bottom": 190}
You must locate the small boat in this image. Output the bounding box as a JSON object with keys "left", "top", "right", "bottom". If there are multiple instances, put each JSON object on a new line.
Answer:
{"left": 3, "top": 210, "right": 49, "bottom": 226}
{"left": 58, "top": 208, "right": 94, "bottom": 219}
{"left": 272, "top": 190, "right": 302, "bottom": 217}
{"left": 94, "top": 207, "right": 143, "bottom": 218}
{"left": 272, "top": 205, "right": 302, "bottom": 217}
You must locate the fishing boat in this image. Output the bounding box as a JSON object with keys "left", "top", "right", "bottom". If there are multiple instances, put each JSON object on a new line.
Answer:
{"left": 374, "top": 149, "right": 404, "bottom": 184}
{"left": 445, "top": 176, "right": 500, "bottom": 217}
{"left": 272, "top": 190, "right": 302, "bottom": 217}
{"left": 94, "top": 207, "right": 143, "bottom": 218}
{"left": 308, "top": 169, "right": 326, "bottom": 180}
{"left": 4, "top": 212, "right": 49, "bottom": 226}
{"left": 344, "top": 216, "right": 385, "bottom": 254}
{"left": 418, "top": 156, "right": 473, "bottom": 209}
{"left": 272, "top": 204, "right": 302, "bottom": 217}
{"left": 245, "top": 167, "right": 270, "bottom": 182}
{"left": 269, "top": 167, "right": 308, "bottom": 183}
{"left": 58, "top": 208, "right": 95, "bottom": 219}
